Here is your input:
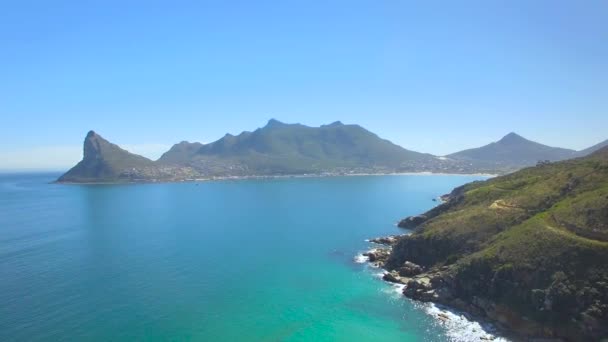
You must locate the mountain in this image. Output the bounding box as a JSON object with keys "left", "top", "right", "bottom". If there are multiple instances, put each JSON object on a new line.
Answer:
{"left": 157, "top": 141, "right": 204, "bottom": 165}
{"left": 57, "top": 123, "right": 603, "bottom": 183}
{"left": 159, "top": 119, "right": 437, "bottom": 175}
{"left": 578, "top": 138, "right": 608, "bottom": 157}
{"left": 58, "top": 120, "right": 447, "bottom": 183}
{"left": 446, "top": 132, "right": 578, "bottom": 173}
{"left": 57, "top": 131, "right": 154, "bottom": 183}
{"left": 379, "top": 147, "right": 608, "bottom": 340}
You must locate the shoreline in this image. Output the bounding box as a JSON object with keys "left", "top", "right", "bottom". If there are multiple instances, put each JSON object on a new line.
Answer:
{"left": 54, "top": 171, "right": 497, "bottom": 185}
{"left": 356, "top": 240, "right": 511, "bottom": 341}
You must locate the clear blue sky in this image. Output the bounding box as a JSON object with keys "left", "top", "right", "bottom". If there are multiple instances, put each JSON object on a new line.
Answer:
{"left": 1, "top": 0, "right": 607, "bottom": 169}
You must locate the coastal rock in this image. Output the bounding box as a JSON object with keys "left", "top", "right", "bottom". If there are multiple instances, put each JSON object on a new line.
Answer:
{"left": 382, "top": 271, "right": 408, "bottom": 284}
{"left": 403, "top": 277, "right": 432, "bottom": 299}
{"left": 400, "top": 272, "right": 457, "bottom": 303}
{"left": 363, "top": 248, "right": 390, "bottom": 267}
{"left": 397, "top": 261, "right": 423, "bottom": 277}
{"left": 369, "top": 236, "right": 400, "bottom": 246}
{"left": 437, "top": 312, "right": 450, "bottom": 321}
{"left": 439, "top": 194, "right": 451, "bottom": 202}
{"left": 397, "top": 215, "right": 427, "bottom": 229}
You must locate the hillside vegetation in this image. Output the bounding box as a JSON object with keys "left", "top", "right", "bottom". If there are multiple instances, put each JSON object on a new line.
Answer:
{"left": 387, "top": 147, "right": 608, "bottom": 340}
{"left": 173, "top": 119, "right": 436, "bottom": 175}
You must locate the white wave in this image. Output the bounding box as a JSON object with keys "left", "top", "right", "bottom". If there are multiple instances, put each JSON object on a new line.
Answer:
{"left": 423, "top": 303, "right": 509, "bottom": 342}
{"left": 381, "top": 283, "right": 406, "bottom": 297}
{"left": 353, "top": 254, "right": 369, "bottom": 263}
{"left": 356, "top": 249, "right": 510, "bottom": 341}
{"left": 372, "top": 271, "right": 385, "bottom": 279}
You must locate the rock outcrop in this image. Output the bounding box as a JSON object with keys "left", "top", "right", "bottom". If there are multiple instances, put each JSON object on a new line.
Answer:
{"left": 368, "top": 235, "right": 402, "bottom": 246}
{"left": 397, "top": 215, "right": 427, "bottom": 229}
{"left": 397, "top": 261, "right": 423, "bottom": 277}
{"left": 362, "top": 248, "right": 391, "bottom": 268}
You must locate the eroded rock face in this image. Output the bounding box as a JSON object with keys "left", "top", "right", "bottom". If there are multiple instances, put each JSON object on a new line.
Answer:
{"left": 382, "top": 271, "right": 408, "bottom": 285}
{"left": 397, "top": 261, "right": 423, "bottom": 277}
{"left": 393, "top": 268, "right": 457, "bottom": 304}
{"left": 363, "top": 248, "right": 391, "bottom": 267}
{"left": 397, "top": 215, "right": 427, "bottom": 229}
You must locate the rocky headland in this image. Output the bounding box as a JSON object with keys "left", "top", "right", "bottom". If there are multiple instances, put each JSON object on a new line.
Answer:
{"left": 361, "top": 147, "right": 608, "bottom": 341}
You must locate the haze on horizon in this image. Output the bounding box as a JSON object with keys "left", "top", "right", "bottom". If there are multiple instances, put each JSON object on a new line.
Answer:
{"left": 1, "top": 0, "right": 607, "bottom": 170}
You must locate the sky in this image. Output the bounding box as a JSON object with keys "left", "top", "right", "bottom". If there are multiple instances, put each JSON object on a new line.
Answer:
{"left": 1, "top": 0, "right": 607, "bottom": 170}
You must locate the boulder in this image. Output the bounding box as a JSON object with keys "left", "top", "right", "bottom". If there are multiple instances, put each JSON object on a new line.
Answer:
{"left": 383, "top": 271, "right": 407, "bottom": 284}
{"left": 363, "top": 248, "right": 390, "bottom": 267}
{"left": 403, "top": 277, "right": 433, "bottom": 299}
{"left": 419, "top": 289, "right": 439, "bottom": 302}
{"left": 397, "top": 261, "right": 423, "bottom": 277}
{"left": 437, "top": 312, "right": 450, "bottom": 321}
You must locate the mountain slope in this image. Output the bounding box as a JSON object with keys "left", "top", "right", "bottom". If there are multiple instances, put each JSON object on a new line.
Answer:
{"left": 446, "top": 132, "right": 577, "bottom": 172}
{"left": 58, "top": 124, "right": 598, "bottom": 183}
{"left": 58, "top": 131, "right": 154, "bottom": 182}
{"left": 578, "top": 138, "right": 608, "bottom": 157}
{"left": 159, "top": 119, "right": 438, "bottom": 175}
{"left": 157, "top": 141, "right": 204, "bottom": 165}
{"left": 384, "top": 148, "right": 608, "bottom": 340}
{"left": 59, "top": 121, "right": 445, "bottom": 182}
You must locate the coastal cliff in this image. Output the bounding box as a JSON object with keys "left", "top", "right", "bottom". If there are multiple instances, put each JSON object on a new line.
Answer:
{"left": 374, "top": 147, "right": 608, "bottom": 340}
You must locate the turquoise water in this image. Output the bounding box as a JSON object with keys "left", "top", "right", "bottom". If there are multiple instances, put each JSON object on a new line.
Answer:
{"left": 0, "top": 173, "right": 487, "bottom": 341}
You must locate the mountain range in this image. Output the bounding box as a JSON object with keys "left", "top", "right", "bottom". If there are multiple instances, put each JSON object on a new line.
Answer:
{"left": 57, "top": 120, "right": 607, "bottom": 183}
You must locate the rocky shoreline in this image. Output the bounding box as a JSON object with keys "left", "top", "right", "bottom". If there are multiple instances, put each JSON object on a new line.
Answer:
{"left": 362, "top": 230, "right": 607, "bottom": 341}
{"left": 359, "top": 150, "right": 608, "bottom": 341}
{"left": 362, "top": 235, "right": 513, "bottom": 341}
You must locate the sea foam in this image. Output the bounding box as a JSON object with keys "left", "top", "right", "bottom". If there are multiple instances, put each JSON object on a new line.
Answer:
{"left": 423, "top": 303, "right": 509, "bottom": 342}
{"left": 354, "top": 251, "right": 510, "bottom": 341}
{"left": 353, "top": 253, "right": 369, "bottom": 263}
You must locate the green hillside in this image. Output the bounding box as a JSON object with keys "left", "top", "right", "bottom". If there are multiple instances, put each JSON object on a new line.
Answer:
{"left": 159, "top": 119, "right": 437, "bottom": 175}
{"left": 387, "top": 147, "right": 608, "bottom": 340}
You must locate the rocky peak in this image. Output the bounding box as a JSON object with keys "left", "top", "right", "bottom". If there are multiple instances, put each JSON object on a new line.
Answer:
{"left": 325, "top": 121, "right": 344, "bottom": 127}
{"left": 83, "top": 130, "right": 108, "bottom": 160}
{"left": 497, "top": 132, "right": 527, "bottom": 145}
{"left": 265, "top": 118, "right": 286, "bottom": 128}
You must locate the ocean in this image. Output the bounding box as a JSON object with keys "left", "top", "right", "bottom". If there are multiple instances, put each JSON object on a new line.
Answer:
{"left": 0, "top": 172, "right": 505, "bottom": 341}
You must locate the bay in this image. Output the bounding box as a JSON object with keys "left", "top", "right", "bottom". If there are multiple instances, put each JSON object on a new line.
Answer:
{"left": 0, "top": 173, "right": 489, "bottom": 341}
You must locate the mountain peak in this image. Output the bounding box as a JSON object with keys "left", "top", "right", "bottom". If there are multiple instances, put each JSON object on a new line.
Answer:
{"left": 448, "top": 132, "right": 577, "bottom": 168}
{"left": 328, "top": 121, "right": 343, "bottom": 126}
{"left": 83, "top": 130, "right": 108, "bottom": 160}
{"left": 58, "top": 131, "right": 153, "bottom": 182}
{"left": 265, "top": 118, "right": 285, "bottom": 128}
{"left": 498, "top": 132, "right": 526, "bottom": 144}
